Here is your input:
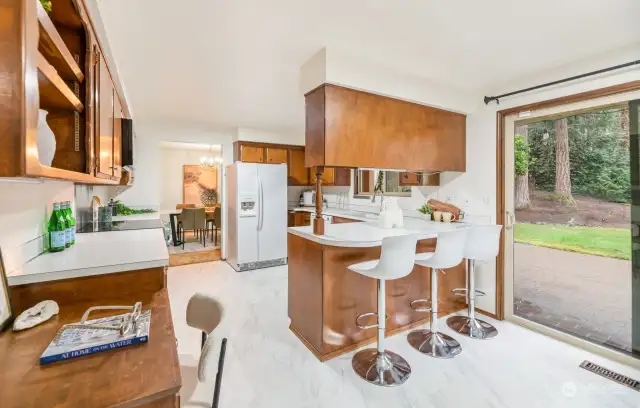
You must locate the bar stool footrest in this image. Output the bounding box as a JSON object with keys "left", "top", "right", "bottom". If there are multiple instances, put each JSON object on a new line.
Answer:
{"left": 355, "top": 312, "right": 388, "bottom": 330}
{"left": 451, "top": 288, "right": 467, "bottom": 297}
{"left": 410, "top": 299, "right": 432, "bottom": 313}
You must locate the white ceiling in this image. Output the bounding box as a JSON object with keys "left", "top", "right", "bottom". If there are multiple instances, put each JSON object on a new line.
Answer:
{"left": 98, "top": 0, "right": 639, "bottom": 131}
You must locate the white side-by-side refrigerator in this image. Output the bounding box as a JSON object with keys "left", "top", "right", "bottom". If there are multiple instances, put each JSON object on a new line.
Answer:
{"left": 227, "top": 162, "right": 288, "bottom": 272}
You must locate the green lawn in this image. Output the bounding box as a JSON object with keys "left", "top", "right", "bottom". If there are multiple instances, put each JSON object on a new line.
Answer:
{"left": 514, "top": 223, "right": 631, "bottom": 260}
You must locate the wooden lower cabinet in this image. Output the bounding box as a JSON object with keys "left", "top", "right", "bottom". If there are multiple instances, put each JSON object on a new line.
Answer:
{"left": 289, "top": 211, "right": 313, "bottom": 227}
{"left": 331, "top": 216, "right": 359, "bottom": 224}
{"left": 288, "top": 234, "right": 466, "bottom": 361}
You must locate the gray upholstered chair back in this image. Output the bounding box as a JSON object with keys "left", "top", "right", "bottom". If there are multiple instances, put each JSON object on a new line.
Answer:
{"left": 193, "top": 208, "right": 207, "bottom": 229}
{"left": 179, "top": 208, "right": 198, "bottom": 230}
{"left": 213, "top": 207, "right": 222, "bottom": 228}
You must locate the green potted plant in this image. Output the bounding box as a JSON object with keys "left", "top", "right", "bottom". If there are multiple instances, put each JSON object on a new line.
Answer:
{"left": 417, "top": 203, "right": 433, "bottom": 219}
{"left": 40, "top": 0, "right": 52, "bottom": 12}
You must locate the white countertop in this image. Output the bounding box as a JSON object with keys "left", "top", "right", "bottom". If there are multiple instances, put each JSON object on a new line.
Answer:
{"left": 7, "top": 229, "right": 169, "bottom": 286}
{"left": 288, "top": 217, "right": 468, "bottom": 247}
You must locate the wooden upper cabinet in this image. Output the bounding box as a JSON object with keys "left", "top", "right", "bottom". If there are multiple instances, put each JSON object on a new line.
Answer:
{"left": 266, "top": 147, "right": 287, "bottom": 164}
{"left": 310, "top": 167, "right": 351, "bottom": 186}
{"left": 399, "top": 172, "right": 421, "bottom": 186}
{"left": 95, "top": 50, "right": 114, "bottom": 179}
{"left": 240, "top": 145, "right": 265, "bottom": 163}
{"left": 305, "top": 84, "right": 466, "bottom": 172}
{"left": 288, "top": 148, "right": 309, "bottom": 185}
{"left": 399, "top": 172, "right": 441, "bottom": 186}
{"left": 0, "top": 0, "right": 127, "bottom": 185}
{"left": 112, "top": 95, "right": 123, "bottom": 179}
{"left": 310, "top": 167, "right": 335, "bottom": 185}
{"left": 334, "top": 168, "right": 351, "bottom": 186}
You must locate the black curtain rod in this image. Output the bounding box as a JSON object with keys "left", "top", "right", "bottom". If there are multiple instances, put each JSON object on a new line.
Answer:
{"left": 483, "top": 60, "right": 640, "bottom": 105}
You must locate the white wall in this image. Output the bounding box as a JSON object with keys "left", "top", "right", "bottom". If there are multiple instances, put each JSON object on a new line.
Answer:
{"left": 300, "top": 47, "right": 477, "bottom": 114}
{"left": 159, "top": 147, "right": 222, "bottom": 212}
{"left": 235, "top": 127, "right": 304, "bottom": 146}
{"left": 0, "top": 180, "right": 75, "bottom": 273}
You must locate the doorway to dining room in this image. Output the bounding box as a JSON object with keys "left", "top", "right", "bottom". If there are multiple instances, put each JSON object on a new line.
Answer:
{"left": 158, "top": 141, "right": 223, "bottom": 266}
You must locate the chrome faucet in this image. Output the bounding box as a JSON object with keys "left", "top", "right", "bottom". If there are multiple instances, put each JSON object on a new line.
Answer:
{"left": 371, "top": 190, "right": 384, "bottom": 212}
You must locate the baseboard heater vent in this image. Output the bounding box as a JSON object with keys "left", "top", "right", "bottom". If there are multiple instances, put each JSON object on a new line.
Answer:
{"left": 580, "top": 360, "right": 640, "bottom": 391}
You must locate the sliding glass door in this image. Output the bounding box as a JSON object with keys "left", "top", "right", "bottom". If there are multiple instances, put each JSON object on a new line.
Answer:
{"left": 631, "top": 99, "right": 640, "bottom": 355}
{"left": 504, "top": 92, "right": 640, "bottom": 362}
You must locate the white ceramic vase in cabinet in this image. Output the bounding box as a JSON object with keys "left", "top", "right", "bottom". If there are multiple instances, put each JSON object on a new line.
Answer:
{"left": 37, "top": 109, "right": 56, "bottom": 166}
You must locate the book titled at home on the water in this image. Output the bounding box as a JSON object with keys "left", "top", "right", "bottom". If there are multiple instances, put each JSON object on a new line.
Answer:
{"left": 39, "top": 310, "right": 151, "bottom": 365}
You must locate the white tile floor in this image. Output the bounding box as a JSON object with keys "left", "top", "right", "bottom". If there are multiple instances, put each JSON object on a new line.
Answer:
{"left": 168, "top": 261, "right": 640, "bottom": 408}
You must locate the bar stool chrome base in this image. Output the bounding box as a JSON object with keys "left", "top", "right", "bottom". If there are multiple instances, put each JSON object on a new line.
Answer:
{"left": 352, "top": 349, "right": 411, "bottom": 386}
{"left": 407, "top": 330, "right": 462, "bottom": 358}
{"left": 447, "top": 316, "right": 498, "bottom": 340}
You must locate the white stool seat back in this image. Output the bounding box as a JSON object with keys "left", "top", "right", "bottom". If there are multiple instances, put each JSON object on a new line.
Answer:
{"left": 415, "top": 228, "right": 468, "bottom": 269}
{"left": 348, "top": 234, "right": 420, "bottom": 280}
{"left": 464, "top": 225, "right": 502, "bottom": 261}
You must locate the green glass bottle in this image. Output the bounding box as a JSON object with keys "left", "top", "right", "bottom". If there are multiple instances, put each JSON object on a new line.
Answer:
{"left": 63, "top": 201, "right": 76, "bottom": 246}
{"left": 48, "top": 202, "right": 67, "bottom": 252}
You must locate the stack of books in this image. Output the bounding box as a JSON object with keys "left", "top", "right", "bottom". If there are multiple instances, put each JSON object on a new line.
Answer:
{"left": 40, "top": 310, "right": 151, "bottom": 364}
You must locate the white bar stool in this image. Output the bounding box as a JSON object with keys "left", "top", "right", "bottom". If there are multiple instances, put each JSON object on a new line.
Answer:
{"left": 407, "top": 228, "right": 468, "bottom": 358}
{"left": 348, "top": 234, "right": 421, "bottom": 387}
{"left": 447, "top": 225, "right": 503, "bottom": 339}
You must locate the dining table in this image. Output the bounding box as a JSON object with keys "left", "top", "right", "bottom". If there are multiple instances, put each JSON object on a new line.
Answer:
{"left": 169, "top": 206, "right": 219, "bottom": 246}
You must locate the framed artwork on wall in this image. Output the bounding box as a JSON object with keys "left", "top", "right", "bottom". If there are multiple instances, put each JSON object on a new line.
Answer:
{"left": 183, "top": 165, "right": 219, "bottom": 207}
{"left": 0, "top": 248, "right": 13, "bottom": 332}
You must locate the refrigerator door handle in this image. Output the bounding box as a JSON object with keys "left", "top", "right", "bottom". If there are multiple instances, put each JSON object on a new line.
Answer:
{"left": 258, "top": 177, "right": 264, "bottom": 231}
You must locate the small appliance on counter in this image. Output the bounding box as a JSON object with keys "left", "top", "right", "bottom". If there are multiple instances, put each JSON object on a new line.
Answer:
{"left": 302, "top": 190, "right": 314, "bottom": 207}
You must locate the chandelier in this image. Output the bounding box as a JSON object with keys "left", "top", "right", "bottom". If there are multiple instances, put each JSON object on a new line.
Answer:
{"left": 200, "top": 146, "right": 223, "bottom": 168}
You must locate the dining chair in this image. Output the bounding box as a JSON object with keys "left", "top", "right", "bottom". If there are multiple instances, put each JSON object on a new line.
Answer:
{"left": 212, "top": 207, "right": 222, "bottom": 246}
{"left": 186, "top": 293, "right": 227, "bottom": 407}
{"left": 193, "top": 208, "right": 207, "bottom": 247}
{"left": 176, "top": 203, "right": 196, "bottom": 210}
{"left": 178, "top": 208, "right": 197, "bottom": 249}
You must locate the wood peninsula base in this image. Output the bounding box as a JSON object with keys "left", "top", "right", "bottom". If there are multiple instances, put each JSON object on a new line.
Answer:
{"left": 287, "top": 233, "right": 466, "bottom": 361}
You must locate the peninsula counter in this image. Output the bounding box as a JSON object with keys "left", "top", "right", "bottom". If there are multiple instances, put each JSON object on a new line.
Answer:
{"left": 288, "top": 218, "right": 470, "bottom": 361}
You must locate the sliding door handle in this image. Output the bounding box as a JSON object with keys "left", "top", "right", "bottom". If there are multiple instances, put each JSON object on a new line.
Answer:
{"left": 505, "top": 210, "right": 515, "bottom": 230}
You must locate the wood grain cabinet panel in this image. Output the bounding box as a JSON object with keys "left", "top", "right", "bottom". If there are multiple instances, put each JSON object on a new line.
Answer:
{"left": 311, "top": 167, "right": 335, "bottom": 185}
{"left": 240, "top": 146, "right": 265, "bottom": 163}
{"left": 305, "top": 84, "right": 466, "bottom": 172}
{"left": 288, "top": 234, "right": 466, "bottom": 361}
{"left": 331, "top": 216, "right": 360, "bottom": 224}
{"left": 399, "top": 172, "right": 421, "bottom": 186}
{"left": 288, "top": 148, "right": 309, "bottom": 185}
{"left": 334, "top": 168, "right": 351, "bottom": 186}
{"left": 266, "top": 147, "right": 287, "bottom": 164}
